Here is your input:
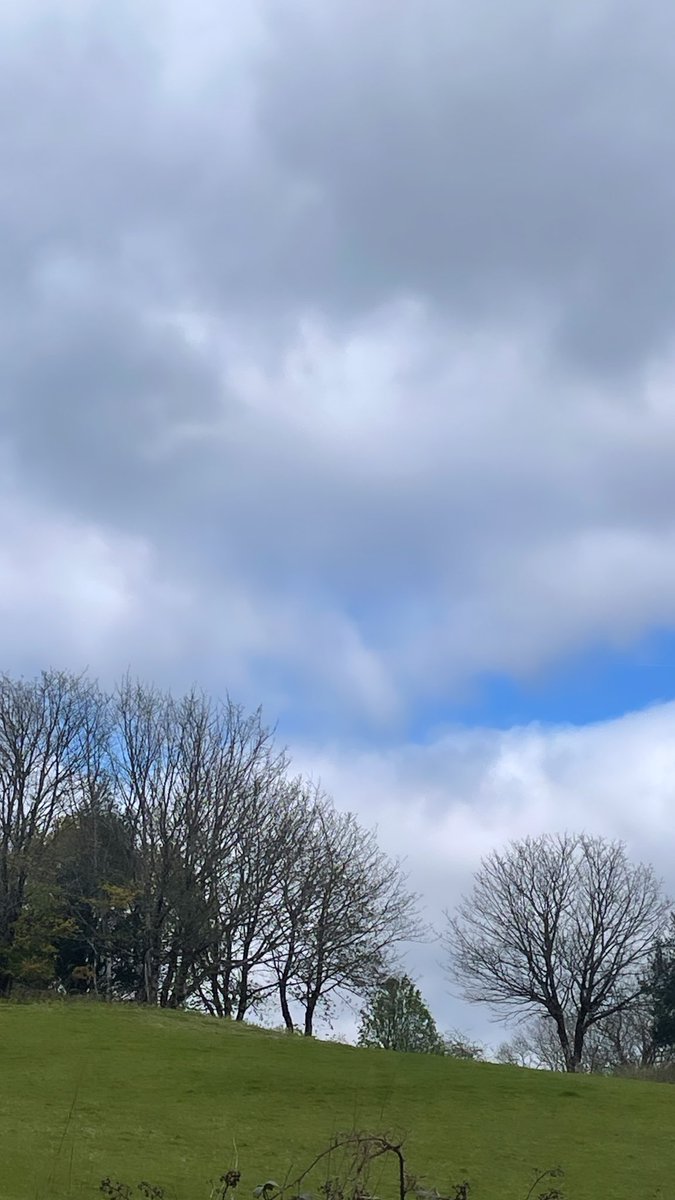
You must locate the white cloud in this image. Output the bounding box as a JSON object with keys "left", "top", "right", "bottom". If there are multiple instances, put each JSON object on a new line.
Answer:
{"left": 195, "top": 306, "right": 675, "bottom": 709}
{"left": 4, "top": 0, "right": 675, "bottom": 724}
{"left": 294, "top": 702, "right": 675, "bottom": 1044}
{"left": 6, "top": 291, "right": 675, "bottom": 724}
{"left": 0, "top": 479, "right": 192, "bottom": 673}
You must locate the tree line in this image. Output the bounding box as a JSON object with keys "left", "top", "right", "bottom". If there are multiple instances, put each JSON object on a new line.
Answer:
{"left": 0, "top": 669, "right": 419, "bottom": 1034}
{"left": 5, "top": 667, "right": 675, "bottom": 1068}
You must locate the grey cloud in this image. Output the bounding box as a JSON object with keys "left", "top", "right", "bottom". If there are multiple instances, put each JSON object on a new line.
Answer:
{"left": 4, "top": 1, "right": 675, "bottom": 728}
{"left": 5, "top": 1, "right": 675, "bottom": 370}
{"left": 258, "top": 0, "right": 675, "bottom": 371}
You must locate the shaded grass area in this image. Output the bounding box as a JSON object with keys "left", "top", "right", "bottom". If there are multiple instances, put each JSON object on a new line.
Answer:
{"left": 0, "top": 1001, "right": 674, "bottom": 1199}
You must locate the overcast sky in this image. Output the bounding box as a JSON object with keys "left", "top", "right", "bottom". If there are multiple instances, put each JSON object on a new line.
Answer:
{"left": 3, "top": 0, "right": 675, "bottom": 1047}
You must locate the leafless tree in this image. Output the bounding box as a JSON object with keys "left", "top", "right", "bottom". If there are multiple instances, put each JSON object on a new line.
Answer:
{"left": 0, "top": 670, "right": 101, "bottom": 994}
{"left": 195, "top": 771, "right": 293, "bottom": 1020}
{"left": 273, "top": 786, "right": 422, "bottom": 1036}
{"left": 496, "top": 996, "right": 660, "bottom": 1073}
{"left": 156, "top": 695, "right": 284, "bottom": 1012}
{"left": 112, "top": 678, "right": 280, "bottom": 1006}
{"left": 270, "top": 780, "right": 332, "bottom": 1032}
{"left": 576, "top": 999, "right": 660, "bottom": 1072}
{"left": 446, "top": 833, "right": 669, "bottom": 1072}
{"left": 496, "top": 1015, "right": 567, "bottom": 1071}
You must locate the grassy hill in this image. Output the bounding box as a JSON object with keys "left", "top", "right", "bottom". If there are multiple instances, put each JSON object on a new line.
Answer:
{"left": 1, "top": 1002, "right": 674, "bottom": 1200}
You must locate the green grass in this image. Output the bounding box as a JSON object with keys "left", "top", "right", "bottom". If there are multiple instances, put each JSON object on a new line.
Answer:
{"left": 1, "top": 1002, "right": 674, "bottom": 1200}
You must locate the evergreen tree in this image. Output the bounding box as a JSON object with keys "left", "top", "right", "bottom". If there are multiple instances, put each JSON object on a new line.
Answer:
{"left": 45, "top": 805, "right": 141, "bottom": 998}
{"left": 358, "top": 975, "right": 445, "bottom": 1054}
{"left": 647, "top": 930, "right": 675, "bottom": 1054}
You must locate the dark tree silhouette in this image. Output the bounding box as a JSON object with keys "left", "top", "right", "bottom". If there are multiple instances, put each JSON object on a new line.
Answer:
{"left": 446, "top": 832, "right": 669, "bottom": 1072}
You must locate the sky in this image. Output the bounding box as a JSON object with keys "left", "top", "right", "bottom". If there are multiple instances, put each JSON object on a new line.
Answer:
{"left": 3, "top": 0, "right": 675, "bottom": 1047}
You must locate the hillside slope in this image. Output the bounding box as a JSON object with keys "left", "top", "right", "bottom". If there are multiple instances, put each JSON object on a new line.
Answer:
{"left": 0, "top": 1002, "right": 673, "bottom": 1199}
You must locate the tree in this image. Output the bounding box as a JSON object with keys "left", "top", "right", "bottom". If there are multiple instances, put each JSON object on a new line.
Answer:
{"left": 442, "top": 1029, "right": 484, "bottom": 1060}
{"left": 0, "top": 670, "right": 103, "bottom": 995}
{"left": 5, "top": 882, "right": 77, "bottom": 990}
{"left": 45, "top": 803, "right": 140, "bottom": 998}
{"left": 446, "top": 833, "right": 669, "bottom": 1072}
{"left": 495, "top": 1014, "right": 602, "bottom": 1072}
{"left": 269, "top": 781, "right": 327, "bottom": 1032}
{"left": 113, "top": 680, "right": 280, "bottom": 1007}
{"left": 358, "top": 974, "right": 445, "bottom": 1054}
{"left": 0, "top": 667, "right": 424, "bottom": 1031}
{"left": 196, "top": 772, "right": 293, "bottom": 1020}
{"left": 590, "top": 997, "right": 659, "bottom": 1070}
{"left": 496, "top": 1025, "right": 551, "bottom": 1070}
{"left": 646, "top": 925, "right": 675, "bottom": 1056}
{"left": 496, "top": 998, "right": 660, "bottom": 1073}
{"left": 273, "top": 788, "right": 422, "bottom": 1036}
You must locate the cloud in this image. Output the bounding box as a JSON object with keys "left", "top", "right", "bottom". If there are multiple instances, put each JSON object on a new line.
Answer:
{"left": 257, "top": 0, "right": 675, "bottom": 372}
{"left": 2, "top": 0, "right": 675, "bottom": 729}
{"left": 10, "top": 0, "right": 675, "bottom": 371}
{"left": 0, "top": 464, "right": 194, "bottom": 676}
{"left": 294, "top": 702, "right": 675, "bottom": 1043}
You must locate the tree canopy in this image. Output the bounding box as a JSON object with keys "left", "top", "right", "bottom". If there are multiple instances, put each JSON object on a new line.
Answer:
{"left": 446, "top": 832, "right": 669, "bottom": 1072}
{"left": 358, "top": 974, "right": 445, "bottom": 1054}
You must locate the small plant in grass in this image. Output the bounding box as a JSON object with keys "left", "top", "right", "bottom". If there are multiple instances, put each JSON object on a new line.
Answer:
{"left": 100, "top": 1181, "right": 133, "bottom": 1200}
{"left": 100, "top": 1182, "right": 166, "bottom": 1200}
{"left": 99, "top": 1132, "right": 564, "bottom": 1200}
{"left": 524, "top": 1166, "right": 565, "bottom": 1200}
{"left": 213, "top": 1170, "right": 243, "bottom": 1200}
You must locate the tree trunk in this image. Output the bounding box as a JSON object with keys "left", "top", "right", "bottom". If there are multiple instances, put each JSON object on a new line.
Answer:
{"left": 235, "top": 964, "right": 250, "bottom": 1021}
{"left": 160, "top": 947, "right": 178, "bottom": 1008}
{"left": 304, "top": 988, "right": 321, "bottom": 1037}
{"left": 89, "top": 947, "right": 99, "bottom": 997}
{"left": 169, "top": 956, "right": 189, "bottom": 1009}
{"left": 202, "top": 976, "right": 224, "bottom": 1018}
{"left": 140, "top": 946, "right": 160, "bottom": 1005}
{"left": 220, "top": 960, "right": 234, "bottom": 1017}
{"left": 279, "top": 980, "right": 294, "bottom": 1031}
{"left": 552, "top": 1009, "right": 577, "bottom": 1072}
{"left": 571, "top": 1012, "right": 586, "bottom": 1073}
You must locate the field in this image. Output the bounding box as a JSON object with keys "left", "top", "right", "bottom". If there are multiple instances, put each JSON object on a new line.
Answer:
{"left": 1, "top": 1002, "right": 674, "bottom": 1200}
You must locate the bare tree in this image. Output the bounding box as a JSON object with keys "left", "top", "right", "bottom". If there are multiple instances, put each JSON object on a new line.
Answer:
{"left": 269, "top": 780, "right": 327, "bottom": 1032}
{"left": 446, "top": 833, "right": 669, "bottom": 1072}
{"left": 196, "top": 771, "right": 292, "bottom": 1020}
{"left": 496, "top": 1015, "right": 575, "bottom": 1071}
{"left": 274, "top": 788, "right": 422, "bottom": 1036}
{"left": 497, "top": 997, "right": 659, "bottom": 1073}
{"left": 591, "top": 997, "right": 660, "bottom": 1070}
{"left": 112, "top": 679, "right": 280, "bottom": 1006}
{"left": 0, "top": 670, "right": 100, "bottom": 995}
{"left": 154, "top": 694, "right": 283, "bottom": 1012}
